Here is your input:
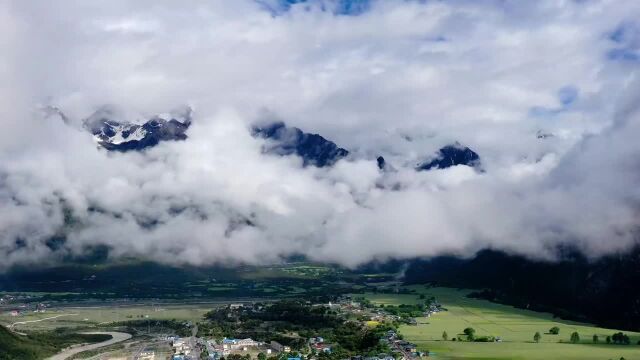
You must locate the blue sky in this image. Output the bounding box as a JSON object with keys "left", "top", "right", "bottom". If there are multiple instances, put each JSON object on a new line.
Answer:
{"left": 256, "top": 0, "right": 372, "bottom": 16}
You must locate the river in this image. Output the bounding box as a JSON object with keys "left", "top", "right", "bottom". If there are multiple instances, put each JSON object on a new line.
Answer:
{"left": 46, "top": 332, "right": 132, "bottom": 360}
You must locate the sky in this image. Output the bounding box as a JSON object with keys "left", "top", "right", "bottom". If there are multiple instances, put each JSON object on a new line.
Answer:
{"left": 1, "top": 0, "right": 640, "bottom": 269}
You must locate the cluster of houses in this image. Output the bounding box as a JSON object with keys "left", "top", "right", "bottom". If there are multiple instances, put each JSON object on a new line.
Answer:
{"left": 170, "top": 335, "right": 333, "bottom": 360}
{"left": 380, "top": 331, "right": 426, "bottom": 359}
{"left": 350, "top": 355, "right": 395, "bottom": 360}
{"left": 308, "top": 337, "right": 332, "bottom": 354}
{"left": 5, "top": 302, "right": 48, "bottom": 317}
{"left": 168, "top": 294, "right": 440, "bottom": 360}
{"left": 203, "top": 337, "right": 268, "bottom": 360}
{"left": 424, "top": 302, "right": 443, "bottom": 318}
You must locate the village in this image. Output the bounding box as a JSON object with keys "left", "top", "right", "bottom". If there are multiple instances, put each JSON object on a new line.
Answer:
{"left": 165, "top": 295, "right": 442, "bottom": 360}
{"left": 0, "top": 291, "right": 443, "bottom": 360}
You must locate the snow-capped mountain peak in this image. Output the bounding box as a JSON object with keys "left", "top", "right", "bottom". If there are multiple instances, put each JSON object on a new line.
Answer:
{"left": 82, "top": 105, "right": 192, "bottom": 152}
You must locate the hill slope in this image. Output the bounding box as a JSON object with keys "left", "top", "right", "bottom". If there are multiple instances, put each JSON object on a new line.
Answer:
{"left": 0, "top": 326, "right": 112, "bottom": 360}
{"left": 0, "top": 325, "right": 51, "bottom": 360}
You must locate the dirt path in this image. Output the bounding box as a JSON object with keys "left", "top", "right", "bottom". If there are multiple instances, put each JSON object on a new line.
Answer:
{"left": 46, "top": 331, "right": 132, "bottom": 360}
{"left": 8, "top": 314, "right": 79, "bottom": 335}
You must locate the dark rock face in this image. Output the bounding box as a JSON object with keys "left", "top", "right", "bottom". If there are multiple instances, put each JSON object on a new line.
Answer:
{"left": 417, "top": 144, "right": 480, "bottom": 171}
{"left": 83, "top": 107, "right": 191, "bottom": 152}
{"left": 252, "top": 121, "right": 349, "bottom": 167}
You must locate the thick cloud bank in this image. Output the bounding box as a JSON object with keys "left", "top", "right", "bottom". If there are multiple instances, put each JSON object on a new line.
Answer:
{"left": 1, "top": 0, "right": 640, "bottom": 269}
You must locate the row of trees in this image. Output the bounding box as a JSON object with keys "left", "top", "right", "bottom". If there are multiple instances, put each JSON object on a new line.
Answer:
{"left": 441, "top": 328, "right": 477, "bottom": 342}
{"left": 535, "top": 330, "right": 637, "bottom": 345}
{"left": 440, "top": 328, "right": 494, "bottom": 342}
{"left": 441, "top": 327, "right": 636, "bottom": 345}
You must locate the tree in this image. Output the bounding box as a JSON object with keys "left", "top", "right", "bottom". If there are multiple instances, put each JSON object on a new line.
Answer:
{"left": 258, "top": 353, "right": 267, "bottom": 360}
{"left": 533, "top": 332, "right": 541, "bottom": 343}
{"left": 463, "top": 327, "right": 476, "bottom": 341}
{"left": 613, "top": 332, "right": 621, "bottom": 344}
{"left": 442, "top": 331, "right": 448, "bottom": 341}
{"left": 592, "top": 334, "right": 598, "bottom": 343}
{"left": 606, "top": 336, "right": 611, "bottom": 344}
{"left": 549, "top": 326, "right": 560, "bottom": 335}
{"left": 570, "top": 332, "right": 580, "bottom": 344}
{"left": 611, "top": 332, "right": 629, "bottom": 344}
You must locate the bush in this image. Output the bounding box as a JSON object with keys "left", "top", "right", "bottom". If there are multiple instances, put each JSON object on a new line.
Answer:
{"left": 474, "top": 336, "right": 495, "bottom": 342}
{"left": 549, "top": 327, "right": 560, "bottom": 335}
{"left": 463, "top": 327, "right": 476, "bottom": 340}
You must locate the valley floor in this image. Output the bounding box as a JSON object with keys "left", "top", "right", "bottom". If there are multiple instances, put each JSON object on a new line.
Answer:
{"left": 4, "top": 282, "right": 640, "bottom": 359}
{"left": 363, "top": 287, "right": 640, "bottom": 360}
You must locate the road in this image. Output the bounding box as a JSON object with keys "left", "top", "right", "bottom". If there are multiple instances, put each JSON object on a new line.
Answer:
{"left": 190, "top": 324, "right": 201, "bottom": 359}
{"left": 45, "top": 331, "right": 132, "bottom": 360}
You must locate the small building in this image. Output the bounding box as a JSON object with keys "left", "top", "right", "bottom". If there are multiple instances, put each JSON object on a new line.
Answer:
{"left": 271, "top": 341, "right": 290, "bottom": 353}
{"left": 237, "top": 338, "right": 258, "bottom": 347}
{"left": 222, "top": 338, "right": 237, "bottom": 350}
{"left": 223, "top": 338, "right": 258, "bottom": 350}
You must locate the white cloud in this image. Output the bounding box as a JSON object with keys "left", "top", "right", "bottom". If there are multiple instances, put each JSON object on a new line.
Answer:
{"left": 1, "top": 0, "right": 639, "bottom": 269}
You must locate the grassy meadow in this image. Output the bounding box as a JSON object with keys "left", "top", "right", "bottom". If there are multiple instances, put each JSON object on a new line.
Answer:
{"left": 362, "top": 287, "right": 640, "bottom": 360}
{"left": 0, "top": 304, "right": 212, "bottom": 331}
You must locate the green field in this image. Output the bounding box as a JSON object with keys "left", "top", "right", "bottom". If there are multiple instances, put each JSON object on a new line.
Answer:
{"left": 362, "top": 287, "right": 640, "bottom": 360}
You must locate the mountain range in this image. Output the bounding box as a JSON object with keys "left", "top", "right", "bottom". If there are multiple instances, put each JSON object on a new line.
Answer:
{"left": 78, "top": 109, "right": 481, "bottom": 173}
{"left": 82, "top": 106, "right": 192, "bottom": 152}
{"left": 250, "top": 121, "right": 481, "bottom": 172}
